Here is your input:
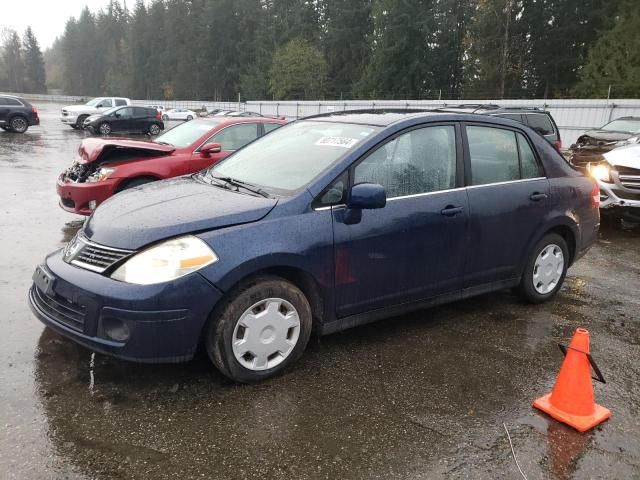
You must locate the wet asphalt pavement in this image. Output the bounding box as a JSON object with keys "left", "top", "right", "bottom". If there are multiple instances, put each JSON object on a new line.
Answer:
{"left": 1, "top": 102, "right": 639, "bottom": 479}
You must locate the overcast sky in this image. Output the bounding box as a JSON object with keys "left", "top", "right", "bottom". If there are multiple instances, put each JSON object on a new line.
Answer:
{"left": 1, "top": 0, "right": 114, "bottom": 49}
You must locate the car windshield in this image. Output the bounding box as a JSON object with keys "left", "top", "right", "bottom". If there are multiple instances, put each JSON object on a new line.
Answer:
{"left": 207, "top": 120, "right": 380, "bottom": 194}
{"left": 86, "top": 98, "right": 103, "bottom": 107}
{"left": 601, "top": 119, "right": 640, "bottom": 133}
{"left": 102, "top": 106, "right": 120, "bottom": 115}
{"left": 153, "top": 119, "right": 216, "bottom": 148}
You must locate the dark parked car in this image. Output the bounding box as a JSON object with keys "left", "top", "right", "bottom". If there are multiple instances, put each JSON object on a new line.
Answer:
{"left": 0, "top": 94, "right": 40, "bottom": 133}
{"left": 569, "top": 117, "right": 640, "bottom": 167}
{"left": 29, "top": 110, "right": 599, "bottom": 383}
{"left": 439, "top": 104, "right": 562, "bottom": 151}
{"left": 83, "top": 106, "right": 164, "bottom": 135}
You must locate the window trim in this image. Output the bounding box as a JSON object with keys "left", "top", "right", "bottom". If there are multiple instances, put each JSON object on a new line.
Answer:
{"left": 462, "top": 122, "right": 547, "bottom": 187}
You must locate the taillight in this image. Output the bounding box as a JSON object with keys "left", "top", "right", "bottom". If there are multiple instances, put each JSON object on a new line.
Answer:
{"left": 591, "top": 180, "right": 600, "bottom": 208}
{"left": 553, "top": 140, "right": 561, "bottom": 151}
{"left": 156, "top": 111, "right": 162, "bottom": 120}
{"left": 32, "top": 106, "right": 38, "bottom": 116}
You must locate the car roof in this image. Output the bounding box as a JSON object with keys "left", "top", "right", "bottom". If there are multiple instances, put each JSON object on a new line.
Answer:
{"left": 302, "top": 108, "right": 537, "bottom": 127}
{"left": 434, "top": 104, "right": 549, "bottom": 114}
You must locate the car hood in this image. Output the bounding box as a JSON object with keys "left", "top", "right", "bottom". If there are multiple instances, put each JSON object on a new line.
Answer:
{"left": 578, "top": 130, "right": 632, "bottom": 143}
{"left": 604, "top": 145, "right": 640, "bottom": 169}
{"left": 84, "top": 176, "right": 278, "bottom": 249}
{"left": 77, "top": 137, "right": 175, "bottom": 163}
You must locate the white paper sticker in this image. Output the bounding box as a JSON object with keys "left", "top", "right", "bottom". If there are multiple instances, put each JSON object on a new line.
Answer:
{"left": 315, "top": 136, "right": 359, "bottom": 148}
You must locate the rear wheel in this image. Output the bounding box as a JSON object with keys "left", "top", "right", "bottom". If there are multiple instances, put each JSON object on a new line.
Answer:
{"left": 186, "top": 115, "right": 193, "bottom": 121}
{"left": 205, "top": 276, "right": 312, "bottom": 383}
{"left": 148, "top": 123, "right": 161, "bottom": 135}
{"left": 162, "top": 114, "right": 169, "bottom": 121}
{"left": 10, "top": 116, "right": 28, "bottom": 133}
{"left": 517, "top": 233, "right": 569, "bottom": 304}
{"left": 98, "top": 122, "right": 111, "bottom": 135}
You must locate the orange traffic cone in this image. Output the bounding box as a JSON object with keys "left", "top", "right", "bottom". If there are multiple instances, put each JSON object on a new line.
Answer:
{"left": 533, "top": 328, "right": 610, "bottom": 432}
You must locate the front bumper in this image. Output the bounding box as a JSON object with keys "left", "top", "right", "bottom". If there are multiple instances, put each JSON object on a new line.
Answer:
{"left": 56, "top": 173, "right": 118, "bottom": 215}
{"left": 598, "top": 180, "right": 640, "bottom": 209}
{"left": 60, "top": 115, "right": 79, "bottom": 125}
{"left": 29, "top": 250, "right": 223, "bottom": 362}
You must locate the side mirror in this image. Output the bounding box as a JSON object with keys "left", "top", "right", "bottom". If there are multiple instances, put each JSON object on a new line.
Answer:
{"left": 348, "top": 183, "right": 386, "bottom": 210}
{"left": 201, "top": 143, "right": 222, "bottom": 156}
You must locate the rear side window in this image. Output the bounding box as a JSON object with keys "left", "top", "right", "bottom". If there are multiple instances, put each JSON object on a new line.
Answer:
{"left": 354, "top": 125, "right": 457, "bottom": 198}
{"left": 495, "top": 113, "right": 523, "bottom": 123}
{"left": 264, "top": 123, "right": 282, "bottom": 134}
{"left": 467, "top": 126, "right": 520, "bottom": 185}
{"left": 1, "top": 97, "right": 21, "bottom": 106}
{"left": 211, "top": 123, "right": 259, "bottom": 151}
{"left": 114, "top": 99, "right": 127, "bottom": 106}
{"left": 467, "top": 126, "right": 542, "bottom": 185}
{"left": 526, "top": 114, "right": 555, "bottom": 136}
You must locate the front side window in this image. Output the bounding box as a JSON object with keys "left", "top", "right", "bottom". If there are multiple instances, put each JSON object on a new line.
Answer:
{"left": 210, "top": 121, "right": 381, "bottom": 194}
{"left": 211, "top": 123, "right": 259, "bottom": 151}
{"left": 98, "top": 99, "right": 113, "bottom": 108}
{"left": 115, "top": 107, "right": 134, "bottom": 118}
{"left": 354, "top": 125, "right": 457, "bottom": 198}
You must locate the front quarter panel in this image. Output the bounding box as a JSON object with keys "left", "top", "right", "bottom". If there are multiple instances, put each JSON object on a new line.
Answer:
{"left": 196, "top": 198, "right": 335, "bottom": 317}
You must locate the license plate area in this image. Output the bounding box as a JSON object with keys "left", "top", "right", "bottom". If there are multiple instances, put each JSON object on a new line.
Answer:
{"left": 33, "top": 265, "right": 55, "bottom": 296}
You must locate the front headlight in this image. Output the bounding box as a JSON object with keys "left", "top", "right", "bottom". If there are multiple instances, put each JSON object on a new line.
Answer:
{"left": 86, "top": 167, "right": 117, "bottom": 183}
{"left": 588, "top": 163, "right": 611, "bottom": 182}
{"left": 111, "top": 236, "right": 218, "bottom": 285}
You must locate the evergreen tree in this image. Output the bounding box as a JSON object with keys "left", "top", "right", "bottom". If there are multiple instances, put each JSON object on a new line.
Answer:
{"left": 575, "top": 0, "right": 640, "bottom": 98}
{"left": 269, "top": 38, "right": 327, "bottom": 99}
{"left": 22, "top": 27, "right": 47, "bottom": 93}
{"left": 1, "top": 29, "right": 24, "bottom": 92}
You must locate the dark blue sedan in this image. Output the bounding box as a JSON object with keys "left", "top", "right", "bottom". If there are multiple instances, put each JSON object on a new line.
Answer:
{"left": 29, "top": 110, "right": 600, "bottom": 382}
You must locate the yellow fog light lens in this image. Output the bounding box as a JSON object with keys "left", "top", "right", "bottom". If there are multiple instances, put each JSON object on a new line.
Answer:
{"left": 111, "top": 236, "right": 218, "bottom": 285}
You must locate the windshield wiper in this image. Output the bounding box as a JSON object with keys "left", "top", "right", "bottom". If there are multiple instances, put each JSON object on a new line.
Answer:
{"left": 212, "top": 175, "right": 271, "bottom": 198}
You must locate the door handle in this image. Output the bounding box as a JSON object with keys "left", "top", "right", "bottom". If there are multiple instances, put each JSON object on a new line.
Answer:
{"left": 530, "top": 192, "right": 548, "bottom": 201}
{"left": 441, "top": 205, "right": 463, "bottom": 216}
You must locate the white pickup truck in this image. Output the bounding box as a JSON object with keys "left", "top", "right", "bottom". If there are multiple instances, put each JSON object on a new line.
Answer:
{"left": 60, "top": 97, "right": 131, "bottom": 129}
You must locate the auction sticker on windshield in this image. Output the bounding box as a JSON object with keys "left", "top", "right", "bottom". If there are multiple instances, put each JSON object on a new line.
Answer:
{"left": 315, "top": 137, "right": 359, "bottom": 148}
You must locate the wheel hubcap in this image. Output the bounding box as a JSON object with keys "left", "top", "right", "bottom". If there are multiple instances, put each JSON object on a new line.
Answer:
{"left": 100, "top": 124, "right": 110, "bottom": 134}
{"left": 150, "top": 125, "right": 159, "bottom": 134}
{"left": 532, "top": 244, "right": 564, "bottom": 294}
{"left": 13, "top": 118, "right": 26, "bottom": 131}
{"left": 232, "top": 298, "right": 300, "bottom": 371}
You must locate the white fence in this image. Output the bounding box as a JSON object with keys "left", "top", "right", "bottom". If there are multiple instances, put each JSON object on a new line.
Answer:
{"left": 4, "top": 92, "right": 640, "bottom": 146}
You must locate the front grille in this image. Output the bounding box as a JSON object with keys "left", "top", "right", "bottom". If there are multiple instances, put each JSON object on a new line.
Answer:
{"left": 610, "top": 188, "right": 640, "bottom": 201}
{"left": 31, "top": 285, "right": 86, "bottom": 332}
{"left": 615, "top": 166, "right": 640, "bottom": 192}
{"left": 64, "top": 234, "right": 133, "bottom": 273}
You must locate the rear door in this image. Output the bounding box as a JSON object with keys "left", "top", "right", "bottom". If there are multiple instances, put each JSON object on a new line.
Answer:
{"left": 332, "top": 123, "right": 469, "bottom": 317}
{"left": 462, "top": 123, "right": 549, "bottom": 288}
{"left": 131, "top": 107, "right": 151, "bottom": 132}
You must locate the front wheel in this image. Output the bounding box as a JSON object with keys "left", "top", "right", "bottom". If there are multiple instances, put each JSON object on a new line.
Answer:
{"left": 76, "top": 115, "right": 88, "bottom": 129}
{"left": 10, "top": 116, "right": 28, "bottom": 133}
{"left": 186, "top": 115, "right": 193, "bottom": 121}
{"left": 148, "top": 123, "right": 161, "bottom": 135}
{"left": 205, "top": 276, "right": 312, "bottom": 383}
{"left": 517, "top": 233, "right": 569, "bottom": 304}
{"left": 98, "top": 122, "right": 111, "bottom": 135}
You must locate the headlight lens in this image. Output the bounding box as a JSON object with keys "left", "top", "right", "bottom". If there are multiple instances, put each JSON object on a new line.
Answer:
{"left": 111, "top": 236, "right": 218, "bottom": 285}
{"left": 86, "top": 167, "right": 116, "bottom": 182}
{"left": 588, "top": 163, "right": 611, "bottom": 182}
{"left": 615, "top": 136, "right": 639, "bottom": 147}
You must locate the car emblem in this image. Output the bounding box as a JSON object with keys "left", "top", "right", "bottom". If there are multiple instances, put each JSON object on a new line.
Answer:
{"left": 63, "top": 235, "right": 83, "bottom": 261}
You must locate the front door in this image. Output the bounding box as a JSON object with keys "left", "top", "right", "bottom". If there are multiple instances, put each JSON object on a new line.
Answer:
{"left": 462, "top": 124, "right": 550, "bottom": 286}
{"left": 112, "top": 107, "right": 134, "bottom": 132}
{"left": 332, "top": 124, "right": 469, "bottom": 318}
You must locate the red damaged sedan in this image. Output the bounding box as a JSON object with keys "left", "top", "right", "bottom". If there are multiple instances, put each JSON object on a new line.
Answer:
{"left": 57, "top": 117, "right": 286, "bottom": 215}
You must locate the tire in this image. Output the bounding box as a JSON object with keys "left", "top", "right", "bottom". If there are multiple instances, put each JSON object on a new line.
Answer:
{"left": 70, "top": 124, "right": 79, "bottom": 130}
{"left": 76, "top": 115, "right": 88, "bottom": 129}
{"left": 98, "top": 122, "right": 111, "bottom": 135}
{"left": 205, "top": 275, "right": 312, "bottom": 383}
{"left": 1, "top": 126, "right": 9, "bottom": 131}
{"left": 517, "top": 233, "right": 569, "bottom": 304}
{"left": 9, "top": 116, "right": 28, "bottom": 133}
{"left": 115, "top": 176, "right": 156, "bottom": 193}
{"left": 162, "top": 114, "right": 169, "bottom": 121}
{"left": 148, "top": 123, "right": 161, "bottom": 135}
{"left": 186, "top": 115, "right": 193, "bottom": 121}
